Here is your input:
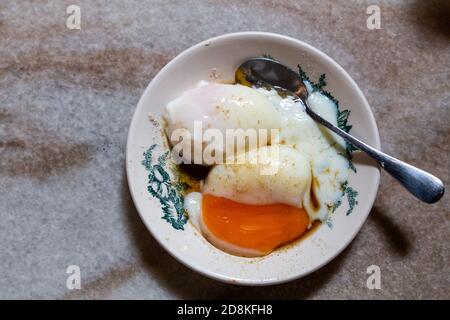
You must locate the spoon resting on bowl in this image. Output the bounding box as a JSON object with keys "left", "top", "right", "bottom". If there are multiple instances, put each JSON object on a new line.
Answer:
{"left": 236, "top": 57, "right": 444, "bottom": 204}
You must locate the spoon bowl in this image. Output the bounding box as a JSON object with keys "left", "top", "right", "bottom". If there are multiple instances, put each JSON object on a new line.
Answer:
{"left": 237, "top": 57, "right": 307, "bottom": 98}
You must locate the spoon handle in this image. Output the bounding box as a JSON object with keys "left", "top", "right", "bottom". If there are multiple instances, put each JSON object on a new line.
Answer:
{"left": 305, "top": 105, "right": 445, "bottom": 203}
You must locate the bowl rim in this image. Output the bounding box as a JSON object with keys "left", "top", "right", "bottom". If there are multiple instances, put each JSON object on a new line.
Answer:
{"left": 126, "top": 31, "right": 381, "bottom": 285}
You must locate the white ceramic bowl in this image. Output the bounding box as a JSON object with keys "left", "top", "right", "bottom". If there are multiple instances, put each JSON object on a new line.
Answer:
{"left": 126, "top": 32, "right": 380, "bottom": 285}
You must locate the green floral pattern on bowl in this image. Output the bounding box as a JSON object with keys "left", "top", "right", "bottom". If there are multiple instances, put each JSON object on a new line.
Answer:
{"left": 142, "top": 144, "right": 188, "bottom": 230}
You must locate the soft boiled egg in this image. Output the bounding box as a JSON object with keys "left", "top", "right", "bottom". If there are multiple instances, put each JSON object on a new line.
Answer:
{"left": 165, "top": 82, "right": 281, "bottom": 165}
{"left": 185, "top": 145, "right": 312, "bottom": 257}
{"left": 165, "top": 80, "right": 351, "bottom": 257}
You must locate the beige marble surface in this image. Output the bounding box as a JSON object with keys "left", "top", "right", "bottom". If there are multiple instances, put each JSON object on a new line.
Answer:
{"left": 0, "top": 0, "right": 449, "bottom": 299}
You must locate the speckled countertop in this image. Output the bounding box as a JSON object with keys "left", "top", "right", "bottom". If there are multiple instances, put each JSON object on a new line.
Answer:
{"left": 0, "top": 0, "right": 449, "bottom": 299}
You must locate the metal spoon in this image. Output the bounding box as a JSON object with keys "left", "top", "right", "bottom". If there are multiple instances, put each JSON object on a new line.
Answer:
{"left": 236, "top": 57, "right": 444, "bottom": 203}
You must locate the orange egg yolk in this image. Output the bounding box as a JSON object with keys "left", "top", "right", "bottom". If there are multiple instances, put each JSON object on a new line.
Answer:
{"left": 202, "top": 194, "right": 310, "bottom": 255}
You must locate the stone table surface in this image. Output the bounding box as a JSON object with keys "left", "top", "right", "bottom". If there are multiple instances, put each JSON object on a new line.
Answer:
{"left": 0, "top": 0, "right": 449, "bottom": 299}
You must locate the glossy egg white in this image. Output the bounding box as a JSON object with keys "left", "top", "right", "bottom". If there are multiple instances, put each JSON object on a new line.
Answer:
{"left": 165, "top": 82, "right": 281, "bottom": 164}
{"left": 256, "top": 86, "right": 350, "bottom": 221}
{"left": 204, "top": 145, "right": 311, "bottom": 209}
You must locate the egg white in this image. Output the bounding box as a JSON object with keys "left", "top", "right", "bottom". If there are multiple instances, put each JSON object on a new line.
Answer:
{"left": 165, "top": 82, "right": 281, "bottom": 164}
{"left": 255, "top": 87, "right": 349, "bottom": 221}
{"left": 204, "top": 145, "right": 311, "bottom": 209}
